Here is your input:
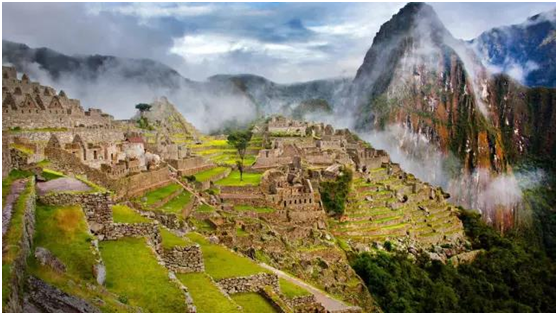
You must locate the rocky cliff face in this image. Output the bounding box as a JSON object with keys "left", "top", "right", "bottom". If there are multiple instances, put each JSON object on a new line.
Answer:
{"left": 469, "top": 10, "right": 556, "bottom": 88}
{"left": 347, "top": 2, "right": 556, "bottom": 230}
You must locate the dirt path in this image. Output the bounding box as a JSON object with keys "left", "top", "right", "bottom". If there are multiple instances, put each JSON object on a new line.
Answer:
{"left": 259, "top": 263, "right": 359, "bottom": 312}
{"left": 2, "top": 178, "right": 28, "bottom": 236}
{"left": 36, "top": 177, "right": 91, "bottom": 196}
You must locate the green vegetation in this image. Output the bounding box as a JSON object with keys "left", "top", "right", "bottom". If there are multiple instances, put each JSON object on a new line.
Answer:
{"left": 9, "top": 143, "right": 34, "bottom": 155}
{"left": 233, "top": 205, "right": 275, "bottom": 213}
{"left": 320, "top": 167, "right": 352, "bottom": 216}
{"left": 159, "top": 228, "right": 190, "bottom": 249}
{"left": 32, "top": 204, "right": 97, "bottom": 281}
{"left": 75, "top": 175, "right": 107, "bottom": 193}
{"left": 216, "top": 171, "right": 262, "bottom": 186}
{"left": 232, "top": 293, "right": 278, "bottom": 313}
{"left": 176, "top": 273, "right": 239, "bottom": 312}
{"left": 227, "top": 129, "right": 253, "bottom": 181}
{"left": 352, "top": 210, "right": 556, "bottom": 312}
{"left": 141, "top": 183, "right": 181, "bottom": 206}
{"left": 112, "top": 204, "right": 150, "bottom": 224}
{"left": 2, "top": 178, "right": 34, "bottom": 306}
{"left": 279, "top": 278, "right": 310, "bottom": 299}
{"left": 100, "top": 237, "right": 187, "bottom": 312}
{"left": 2, "top": 169, "right": 32, "bottom": 208}
{"left": 196, "top": 204, "right": 215, "bottom": 213}
{"left": 186, "top": 232, "right": 269, "bottom": 280}
{"left": 135, "top": 103, "right": 152, "bottom": 113}
{"left": 41, "top": 168, "right": 64, "bottom": 181}
{"left": 192, "top": 167, "right": 229, "bottom": 182}
{"left": 158, "top": 190, "right": 192, "bottom": 215}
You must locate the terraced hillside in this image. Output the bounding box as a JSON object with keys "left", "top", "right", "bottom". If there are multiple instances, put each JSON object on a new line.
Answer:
{"left": 330, "top": 167, "right": 466, "bottom": 254}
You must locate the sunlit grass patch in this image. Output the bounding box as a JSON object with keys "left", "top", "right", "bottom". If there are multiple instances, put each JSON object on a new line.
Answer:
{"left": 41, "top": 168, "right": 64, "bottom": 181}
{"left": 176, "top": 273, "right": 240, "bottom": 313}
{"left": 232, "top": 292, "right": 278, "bottom": 313}
{"left": 142, "top": 183, "right": 181, "bottom": 206}
{"left": 233, "top": 205, "right": 275, "bottom": 213}
{"left": 158, "top": 190, "right": 192, "bottom": 215}
{"left": 186, "top": 232, "right": 269, "bottom": 280}
{"left": 196, "top": 204, "right": 215, "bottom": 213}
{"left": 279, "top": 278, "right": 311, "bottom": 299}
{"left": 33, "top": 203, "right": 97, "bottom": 281}
{"left": 112, "top": 204, "right": 150, "bottom": 223}
{"left": 193, "top": 167, "right": 229, "bottom": 182}
{"left": 215, "top": 171, "right": 262, "bottom": 186}
{"left": 100, "top": 237, "right": 187, "bottom": 312}
{"left": 159, "top": 227, "right": 192, "bottom": 249}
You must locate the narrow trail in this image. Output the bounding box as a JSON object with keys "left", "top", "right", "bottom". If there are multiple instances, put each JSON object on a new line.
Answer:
{"left": 2, "top": 178, "right": 28, "bottom": 236}
{"left": 259, "top": 263, "right": 359, "bottom": 312}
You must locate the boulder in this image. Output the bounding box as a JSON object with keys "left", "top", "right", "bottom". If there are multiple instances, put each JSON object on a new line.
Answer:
{"left": 34, "top": 247, "right": 66, "bottom": 273}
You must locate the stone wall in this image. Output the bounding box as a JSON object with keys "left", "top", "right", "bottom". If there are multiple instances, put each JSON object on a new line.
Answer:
{"left": 289, "top": 295, "right": 326, "bottom": 313}
{"left": 3, "top": 136, "right": 12, "bottom": 178}
{"left": 195, "top": 168, "right": 231, "bottom": 190}
{"left": 116, "top": 167, "right": 171, "bottom": 199}
{"left": 216, "top": 273, "right": 279, "bottom": 295}
{"left": 4, "top": 177, "right": 36, "bottom": 313}
{"left": 160, "top": 245, "right": 204, "bottom": 273}
{"left": 6, "top": 129, "right": 124, "bottom": 146}
{"left": 38, "top": 191, "right": 112, "bottom": 232}
{"left": 101, "top": 223, "right": 158, "bottom": 241}
{"left": 168, "top": 156, "right": 214, "bottom": 176}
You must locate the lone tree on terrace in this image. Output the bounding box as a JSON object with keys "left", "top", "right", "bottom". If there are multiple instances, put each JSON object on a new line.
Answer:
{"left": 227, "top": 130, "right": 253, "bottom": 181}
{"left": 135, "top": 103, "right": 152, "bottom": 115}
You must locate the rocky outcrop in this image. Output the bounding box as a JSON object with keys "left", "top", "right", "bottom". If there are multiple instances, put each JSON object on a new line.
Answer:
{"left": 216, "top": 273, "right": 279, "bottom": 295}
{"left": 34, "top": 247, "right": 66, "bottom": 273}
{"left": 24, "top": 276, "right": 100, "bottom": 313}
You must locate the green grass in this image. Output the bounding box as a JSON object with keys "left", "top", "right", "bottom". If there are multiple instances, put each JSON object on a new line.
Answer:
{"left": 2, "top": 178, "right": 33, "bottom": 307}
{"left": 99, "top": 237, "right": 187, "bottom": 312}
{"left": 112, "top": 205, "right": 150, "bottom": 223}
{"left": 193, "top": 167, "right": 229, "bottom": 182}
{"left": 233, "top": 205, "right": 275, "bottom": 213}
{"left": 142, "top": 183, "right": 181, "bottom": 206}
{"left": 215, "top": 171, "right": 262, "bottom": 186}
{"left": 196, "top": 204, "right": 215, "bottom": 213}
{"left": 186, "top": 233, "right": 269, "bottom": 280}
{"left": 279, "top": 278, "right": 311, "bottom": 299}
{"left": 176, "top": 273, "right": 239, "bottom": 312}
{"left": 158, "top": 190, "right": 192, "bottom": 215}
{"left": 160, "top": 227, "right": 191, "bottom": 249}
{"left": 32, "top": 203, "right": 97, "bottom": 281}
{"left": 232, "top": 292, "right": 278, "bottom": 313}
{"left": 41, "top": 168, "right": 64, "bottom": 181}
{"left": 9, "top": 143, "right": 34, "bottom": 155}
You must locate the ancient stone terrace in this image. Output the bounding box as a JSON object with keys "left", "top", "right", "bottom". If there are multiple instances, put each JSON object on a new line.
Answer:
{"left": 2, "top": 66, "right": 114, "bottom": 130}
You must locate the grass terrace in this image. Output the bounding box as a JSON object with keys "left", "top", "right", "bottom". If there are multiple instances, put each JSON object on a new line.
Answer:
{"left": 100, "top": 237, "right": 188, "bottom": 312}
{"left": 141, "top": 183, "right": 182, "bottom": 206}
{"left": 112, "top": 204, "right": 150, "bottom": 224}
{"left": 186, "top": 232, "right": 269, "bottom": 280}
{"left": 196, "top": 204, "right": 215, "bottom": 213}
{"left": 30, "top": 204, "right": 97, "bottom": 281}
{"left": 192, "top": 167, "right": 229, "bottom": 183}
{"left": 176, "top": 273, "right": 240, "bottom": 313}
{"left": 159, "top": 227, "right": 192, "bottom": 249}
{"left": 216, "top": 171, "right": 262, "bottom": 186}
{"left": 41, "top": 168, "right": 64, "bottom": 181}
{"left": 233, "top": 205, "right": 275, "bottom": 213}
{"left": 279, "top": 278, "right": 311, "bottom": 299}
{"left": 158, "top": 190, "right": 192, "bottom": 215}
{"left": 2, "top": 178, "right": 34, "bottom": 306}
{"left": 232, "top": 293, "right": 278, "bottom": 313}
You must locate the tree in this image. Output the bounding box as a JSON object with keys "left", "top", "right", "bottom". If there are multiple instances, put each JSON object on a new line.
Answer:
{"left": 320, "top": 167, "right": 353, "bottom": 216}
{"left": 227, "top": 130, "right": 252, "bottom": 181}
{"left": 135, "top": 103, "right": 152, "bottom": 115}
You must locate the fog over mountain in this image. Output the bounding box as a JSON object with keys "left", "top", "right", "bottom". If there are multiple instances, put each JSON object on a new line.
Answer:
{"left": 3, "top": 3, "right": 555, "bottom": 233}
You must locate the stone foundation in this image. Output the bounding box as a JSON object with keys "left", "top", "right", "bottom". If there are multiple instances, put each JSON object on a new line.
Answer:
{"left": 160, "top": 245, "right": 204, "bottom": 273}
{"left": 216, "top": 273, "right": 279, "bottom": 295}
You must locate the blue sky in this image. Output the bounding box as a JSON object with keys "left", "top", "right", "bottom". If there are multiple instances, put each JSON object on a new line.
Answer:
{"left": 3, "top": 2, "right": 556, "bottom": 83}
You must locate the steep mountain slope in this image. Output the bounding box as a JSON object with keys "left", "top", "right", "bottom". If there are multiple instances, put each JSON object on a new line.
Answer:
{"left": 469, "top": 10, "right": 556, "bottom": 88}
{"left": 346, "top": 2, "right": 555, "bottom": 230}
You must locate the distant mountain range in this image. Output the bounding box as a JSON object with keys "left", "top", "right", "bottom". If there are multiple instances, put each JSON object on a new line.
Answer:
{"left": 469, "top": 10, "right": 556, "bottom": 87}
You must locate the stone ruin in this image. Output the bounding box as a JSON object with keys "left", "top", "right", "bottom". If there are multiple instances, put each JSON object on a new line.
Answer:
{"left": 2, "top": 66, "right": 114, "bottom": 130}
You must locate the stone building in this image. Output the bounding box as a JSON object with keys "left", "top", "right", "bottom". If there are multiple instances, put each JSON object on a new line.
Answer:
{"left": 267, "top": 116, "right": 307, "bottom": 136}
{"left": 2, "top": 66, "right": 114, "bottom": 130}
